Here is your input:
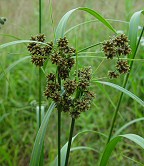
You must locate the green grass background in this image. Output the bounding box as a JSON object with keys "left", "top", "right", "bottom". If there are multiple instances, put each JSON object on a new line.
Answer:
{"left": 0, "top": 0, "right": 144, "bottom": 165}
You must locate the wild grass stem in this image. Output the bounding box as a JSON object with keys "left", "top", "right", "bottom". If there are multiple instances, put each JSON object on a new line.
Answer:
{"left": 38, "top": 0, "right": 44, "bottom": 165}
{"left": 58, "top": 72, "right": 61, "bottom": 166}
{"left": 107, "top": 26, "right": 144, "bottom": 143}
{"left": 58, "top": 108, "right": 61, "bottom": 166}
{"left": 77, "top": 42, "right": 102, "bottom": 53}
{"left": 65, "top": 118, "right": 75, "bottom": 166}
{"left": 38, "top": 67, "right": 42, "bottom": 128}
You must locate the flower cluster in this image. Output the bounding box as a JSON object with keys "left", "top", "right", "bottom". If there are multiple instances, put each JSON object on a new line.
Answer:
{"left": 0, "top": 17, "right": 6, "bottom": 28}
{"left": 71, "top": 67, "right": 94, "bottom": 118}
{"left": 103, "top": 34, "right": 131, "bottom": 59}
{"left": 44, "top": 73, "right": 61, "bottom": 103}
{"left": 44, "top": 55, "right": 94, "bottom": 118}
{"left": 102, "top": 34, "right": 131, "bottom": 78}
{"left": 44, "top": 37, "right": 93, "bottom": 118}
{"left": 27, "top": 34, "right": 53, "bottom": 67}
{"left": 51, "top": 37, "right": 76, "bottom": 79}
{"left": 28, "top": 35, "right": 94, "bottom": 118}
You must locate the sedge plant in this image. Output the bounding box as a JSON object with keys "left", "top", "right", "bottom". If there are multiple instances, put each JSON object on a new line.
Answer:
{"left": 27, "top": 7, "right": 144, "bottom": 166}
{"left": 0, "top": 3, "right": 144, "bottom": 166}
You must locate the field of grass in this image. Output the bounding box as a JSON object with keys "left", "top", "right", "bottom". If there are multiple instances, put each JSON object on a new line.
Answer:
{"left": 0, "top": 0, "right": 144, "bottom": 166}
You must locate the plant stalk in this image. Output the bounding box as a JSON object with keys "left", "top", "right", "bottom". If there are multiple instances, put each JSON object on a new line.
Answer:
{"left": 39, "top": 0, "right": 42, "bottom": 34}
{"left": 57, "top": 71, "right": 61, "bottom": 166}
{"left": 77, "top": 42, "right": 102, "bottom": 53}
{"left": 107, "top": 26, "right": 144, "bottom": 143}
{"left": 65, "top": 118, "right": 75, "bottom": 166}
{"left": 38, "top": 0, "right": 44, "bottom": 165}
{"left": 38, "top": 67, "right": 42, "bottom": 127}
{"left": 58, "top": 108, "right": 61, "bottom": 166}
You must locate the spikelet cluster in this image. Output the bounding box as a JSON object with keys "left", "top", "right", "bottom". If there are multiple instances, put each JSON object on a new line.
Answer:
{"left": 102, "top": 34, "right": 131, "bottom": 78}
{"left": 43, "top": 37, "right": 94, "bottom": 118}
{"left": 27, "top": 34, "right": 53, "bottom": 67}
{"left": 44, "top": 67, "right": 94, "bottom": 119}
{"left": 51, "top": 37, "right": 76, "bottom": 79}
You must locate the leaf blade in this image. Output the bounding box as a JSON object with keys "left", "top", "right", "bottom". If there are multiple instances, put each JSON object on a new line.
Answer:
{"left": 55, "top": 7, "right": 116, "bottom": 40}
{"left": 95, "top": 81, "right": 144, "bottom": 107}
{"left": 100, "top": 134, "right": 144, "bottom": 166}
{"left": 29, "top": 103, "right": 55, "bottom": 166}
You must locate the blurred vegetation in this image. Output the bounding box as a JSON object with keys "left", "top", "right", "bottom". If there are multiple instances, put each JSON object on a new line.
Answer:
{"left": 0, "top": 0, "right": 144, "bottom": 165}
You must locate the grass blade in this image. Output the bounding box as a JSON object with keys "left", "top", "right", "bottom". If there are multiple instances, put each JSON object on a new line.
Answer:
{"left": 55, "top": 7, "right": 116, "bottom": 40}
{"left": 71, "top": 146, "right": 98, "bottom": 153}
{"left": 100, "top": 134, "right": 144, "bottom": 166}
{"left": 65, "top": 19, "right": 128, "bottom": 35}
{"left": 0, "top": 56, "right": 30, "bottom": 80}
{"left": 113, "top": 117, "right": 144, "bottom": 137}
{"left": 129, "top": 10, "right": 144, "bottom": 54}
{"left": 0, "top": 40, "right": 47, "bottom": 49}
{"left": 95, "top": 81, "right": 144, "bottom": 107}
{"left": 29, "top": 102, "right": 55, "bottom": 166}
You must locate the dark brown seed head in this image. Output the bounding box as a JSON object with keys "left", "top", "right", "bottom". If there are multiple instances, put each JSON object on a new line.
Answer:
{"left": 44, "top": 42, "right": 53, "bottom": 56}
{"left": 58, "top": 67, "right": 69, "bottom": 80}
{"left": 78, "top": 67, "right": 92, "bottom": 81}
{"left": 31, "top": 55, "right": 44, "bottom": 67}
{"left": 64, "top": 79, "right": 77, "bottom": 94}
{"left": 51, "top": 53, "right": 62, "bottom": 65}
{"left": 47, "top": 73, "right": 56, "bottom": 82}
{"left": 50, "top": 91, "right": 61, "bottom": 103}
{"left": 57, "top": 37, "right": 69, "bottom": 49}
{"left": 36, "top": 34, "right": 46, "bottom": 42}
{"left": 67, "top": 58, "right": 75, "bottom": 69}
{"left": 116, "top": 60, "right": 130, "bottom": 74}
{"left": 108, "top": 71, "right": 119, "bottom": 79}
{"left": 70, "top": 110, "right": 81, "bottom": 119}
{"left": 103, "top": 40, "right": 116, "bottom": 59}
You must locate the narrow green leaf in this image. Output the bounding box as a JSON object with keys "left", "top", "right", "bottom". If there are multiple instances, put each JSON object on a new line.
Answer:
{"left": 129, "top": 10, "right": 144, "bottom": 55}
{"left": 0, "top": 56, "right": 30, "bottom": 80}
{"left": 0, "top": 40, "right": 47, "bottom": 49}
{"left": 95, "top": 81, "right": 144, "bottom": 107}
{"left": 123, "top": 154, "right": 144, "bottom": 166}
{"left": 114, "top": 117, "right": 144, "bottom": 137}
{"left": 100, "top": 134, "right": 144, "bottom": 166}
{"left": 30, "top": 102, "right": 55, "bottom": 166}
{"left": 55, "top": 7, "right": 116, "bottom": 40}
{"left": 71, "top": 146, "right": 98, "bottom": 153}
{"left": 65, "top": 19, "right": 128, "bottom": 35}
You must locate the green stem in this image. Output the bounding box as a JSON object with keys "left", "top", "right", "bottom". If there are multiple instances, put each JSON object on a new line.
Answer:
{"left": 39, "top": 0, "right": 42, "bottom": 33}
{"left": 38, "top": 0, "right": 44, "bottom": 166}
{"left": 38, "top": 67, "right": 42, "bottom": 128}
{"left": 65, "top": 118, "right": 75, "bottom": 166}
{"left": 77, "top": 42, "right": 102, "bottom": 53}
{"left": 107, "top": 26, "right": 144, "bottom": 143}
{"left": 58, "top": 108, "right": 61, "bottom": 166}
{"left": 57, "top": 71, "right": 61, "bottom": 166}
